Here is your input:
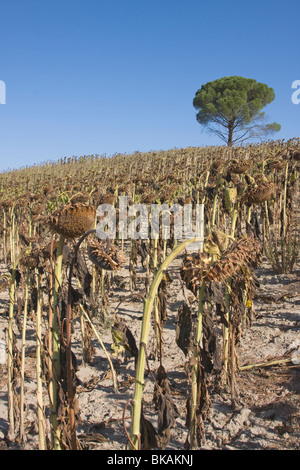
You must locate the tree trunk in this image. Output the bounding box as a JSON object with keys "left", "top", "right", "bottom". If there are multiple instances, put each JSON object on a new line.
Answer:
{"left": 227, "top": 121, "right": 234, "bottom": 147}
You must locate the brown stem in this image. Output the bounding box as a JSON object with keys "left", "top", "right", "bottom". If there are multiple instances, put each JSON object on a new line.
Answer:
{"left": 65, "top": 229, "right": 96, "bottom": 449}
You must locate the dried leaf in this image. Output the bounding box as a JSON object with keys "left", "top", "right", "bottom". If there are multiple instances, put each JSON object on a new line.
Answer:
{"left": 140, "top": 411, "right": 158, "bottom": 450}
{"left": 175, "top": 303, "right": 193, "bottom": 356}
{"left": 185, "top": 362, "right": 211, "bottom": 449}
{"left": 153, "top": 365, "right": 179, "bottom": 449}
{"left": 78, "top": 432, "right": 107, "bottom": 443}
{"left": 111, "top": 317, "right": 138, "bottom": 362}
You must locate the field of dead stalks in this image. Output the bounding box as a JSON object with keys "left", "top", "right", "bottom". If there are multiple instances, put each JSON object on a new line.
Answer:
{"left": 0, "top": 139, "right": 299, "bottom": 450}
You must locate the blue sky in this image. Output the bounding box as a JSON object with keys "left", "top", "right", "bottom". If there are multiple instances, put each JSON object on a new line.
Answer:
{"left": 0, "top": 0, "right": 299, "bottom": 172}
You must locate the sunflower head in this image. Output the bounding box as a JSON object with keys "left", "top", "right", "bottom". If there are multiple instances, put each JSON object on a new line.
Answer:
{"left": 48, "top": 202, "right": 96, "bottom": 239}
{"left": 88, "top": 237, "right": 125, "bottom": 271}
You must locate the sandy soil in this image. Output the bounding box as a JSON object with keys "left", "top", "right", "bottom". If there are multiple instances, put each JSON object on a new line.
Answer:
{"left": 0, "top": 256, "right": 299, "bottom": 451}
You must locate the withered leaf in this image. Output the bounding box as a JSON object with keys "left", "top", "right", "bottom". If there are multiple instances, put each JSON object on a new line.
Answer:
{"left": 201, "top": 309, "right": 218, "bottom": 374}
{"left": 175, "top": 302, "right": 193, "bottom": 356}
{"left": 140, "top": 411, "right": 158, "bottom": 450}
{"left": 157, "top": 284, "right": 168, "bottom": 326}
{"left": 78, "top": 432, "right": 107, "bottom": 443}
{"left": 185, "top": 363, "right": 210, "bottom": 449}
{"left": 153, "top": 365, "right": 179, "bottom": 450}
{"left": 111, "top": 317, "right": 138, "bottom": 362}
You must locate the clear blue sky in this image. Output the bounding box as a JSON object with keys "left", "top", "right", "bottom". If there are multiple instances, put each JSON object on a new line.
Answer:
{"left": 0, "top": 0, "right": 299, "bottom": 172}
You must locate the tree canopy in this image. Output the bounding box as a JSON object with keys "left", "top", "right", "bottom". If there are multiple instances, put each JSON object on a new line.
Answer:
{"left": 193, "top": 76, "right": 281, "bottom": 146}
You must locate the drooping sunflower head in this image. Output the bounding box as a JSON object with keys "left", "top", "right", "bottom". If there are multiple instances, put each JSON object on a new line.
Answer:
{"left": 48, "top": 202, "right": 96, "bottom": 239}
{"left": 88, "top": 237, "right": 126, "bottom": 271}
{"left": 241, "top": 181, "right": 275, "bottom": 205}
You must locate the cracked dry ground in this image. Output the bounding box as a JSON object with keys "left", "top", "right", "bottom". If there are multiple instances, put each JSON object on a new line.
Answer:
{"left": 0, "top": 259, "right": 299, "bottom": 450}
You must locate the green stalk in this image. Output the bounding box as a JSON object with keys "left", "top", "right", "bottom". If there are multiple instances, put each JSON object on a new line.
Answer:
{"left": 230, "top": 203, "right": 239, "bottom": 238}
{"left": 51, "top": 234, "right": 65, "bottom": 450}
{"left": 129, "top": 236, "right": 202, "bottom": 450}
{"left": 211, "top": 173, "right": 222, "bottom": 231}
{"left": 162, "top": 226, "right": 168, "bottom": 260}
{"left": 152, "top": 237, "right": 161, "bottom": 360}
{"left": 223, "top": 202, "right": 238, "bottom": 386}
{"left": 145, "top": 245, "right": 151, "bottom": 295}
{"left": 246, "top": 205, "right": 252, "bottom": 224}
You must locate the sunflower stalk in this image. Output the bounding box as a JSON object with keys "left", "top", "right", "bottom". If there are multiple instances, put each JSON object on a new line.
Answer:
{"left": 7, "top": 249, "right": 29, "bottom": 436}
{"left": 230, "top": 204, "right": 239, "bottom": 239}
{"left": 50, "top": 234, "right": 65, "bottom": 450}
{"left": 46, "top": 236, "right": 55, "bottom": 421}
{"left": 239, "top": 355, "right": 300, "bottom": 371}
{"left": 211, "top": 172, "right": 223, "bottom": 230}
{"left": 189, "top": 281, "right": 205, "bottom": 449}
{"left": 9, "top": 205, "right": 16, "bottom": 264}
{"left": 3, "top": 208, "right": 7, "bottom": 263}
{"left": 223, "top": 202, "right": 238, "bottom": 387}
{"left": 223, "top": 281, "right": 231, "bottom": 386}
{"left": 79, "top": 304, "right": 118, "bottom": 393}
{"left": 129, "top": 240, "right": 135, "bottom": 292}
{"left": 152, "top": 236, "right": 161, "bottom": 360}
{"left": 130, "top": 236, "right": 202, "bottom": 450}
{"left": 35, "top": 266, "right": 46, "bottom": 450}
{"left": 65, "top": 229, "right": 96, "bottom": 449}
{"left": 19, "top": 264, "right": 30, "bottom": 444}
{"left": 281, "top": 162, "right": 289, "bottom": 271}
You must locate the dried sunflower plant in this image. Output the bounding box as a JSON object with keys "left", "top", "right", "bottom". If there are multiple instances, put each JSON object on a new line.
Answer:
{"left": 0, "top": 138, "right": 298, "bottom": 450}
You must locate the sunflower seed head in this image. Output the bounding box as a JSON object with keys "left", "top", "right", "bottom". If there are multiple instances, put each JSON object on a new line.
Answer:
{"left": 48, "top": 202, "right": 96, "bottom": 239}
{"left": 88, "top": 238, "right": 125, "bottom": 271}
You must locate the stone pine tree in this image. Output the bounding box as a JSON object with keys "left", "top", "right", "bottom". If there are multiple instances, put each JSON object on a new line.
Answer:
{"left": 193, "top": 76, "right": 281, "bottom": 146}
